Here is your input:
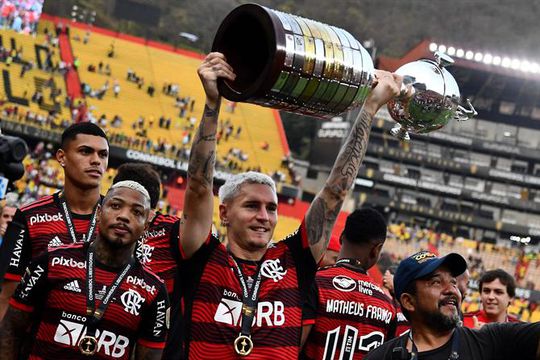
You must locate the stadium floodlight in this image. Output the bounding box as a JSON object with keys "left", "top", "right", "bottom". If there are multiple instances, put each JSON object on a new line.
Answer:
{"left": 531, "top": 63, "right": 540, "bottom": 73}
{"left": 465, "top": 50, "right": 474, "bottom": 60}
{"left": 520, "top": 60, "right": 533, "bottom": 72}
{"left": 447, "top": 47, "right": 456, "bottom": 56}
{"left": 502, "top": 57, "right": 511, "bottom": 68}
{"left": 438, "top": 44, "right": 447, "bottom": 53}
{"left": 456, "top": 49, "right": 464, "bottom": 58}
{"left": 474, "top": 52, "right": 483, "bottom": 62}
{"left": 492, "top": 56, "right": 502, "bottom": 66}
{"left": 511, "top": 58, "right": 521, "bottom": 70}
{"left": 429, "top": 42, "right": 438, "bottom": 52}
{"left": 483, "top": 54, "right": 493, "bottom": 65}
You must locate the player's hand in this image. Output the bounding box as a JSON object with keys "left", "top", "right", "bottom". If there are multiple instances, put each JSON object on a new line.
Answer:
{"left": 363, "top": 70, "right": 402, "bottom": 116}
{"left": 382, "top": 270, "right": 394, "bottom": 293}
{"left": 472, "top": 315, "right": 485, "bottom": 330}
{"left": 197, "top": 52, "right": 236, "bottom": 109}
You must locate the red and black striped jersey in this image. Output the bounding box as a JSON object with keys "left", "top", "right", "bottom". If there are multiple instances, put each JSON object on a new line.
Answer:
{"left": 0, "top": 192, "right": 100, "bottom": 282}
{"left": 163, "top": 221, "right": 317, "bottom": 359}
{"left": 303, "top": 264, "right": 397, "bottom": 360}
{"left": 10, "top": 242, "right": 169, "bottom": 360}
{"left": 135, "top": 212, "right": 180, "bottom": 294}
{"left": 462, "top": 309, "right": 521, "bottom": 328}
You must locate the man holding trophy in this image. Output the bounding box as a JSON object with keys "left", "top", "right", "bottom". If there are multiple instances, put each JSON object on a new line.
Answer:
{"left": 163, "top": 50, "right": 402, "bottom": 358}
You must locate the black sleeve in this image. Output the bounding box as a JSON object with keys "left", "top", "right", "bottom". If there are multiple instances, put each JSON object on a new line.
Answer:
{"left": 11, "top": 252, "right": 49, "bottom": 312}
{"left": 168, "top": 220, "right": 181, "bottom": 263}
{"left": 479, "top": 322, "right": 540, "bottom": 360}
{"left": 138, "top": 282, "right": 170, "bottom": 346}
{"left": 302, "top": 279, "right": 319, "bottom": 323}
{"left": 0, "top": 209, "right": 30, "bottom": 282}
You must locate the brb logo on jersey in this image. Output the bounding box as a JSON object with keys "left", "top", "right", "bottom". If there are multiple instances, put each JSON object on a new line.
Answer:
{"left": 260, "top": 259, "right": 287, "bottom": 282}
{"left": 332, "top": 275, "right": 356, "bottom": 292}
{"left": 54, "top": 312, "right": 129, "bottom": 358}
{"left": 29, "top": 212, "right": 64, "bottom": 226}
{"left": 121, "top": 289, "right": 145, "bottom": 315}
{"left": 214, "top": 291, "right": 285, "bottom": 327}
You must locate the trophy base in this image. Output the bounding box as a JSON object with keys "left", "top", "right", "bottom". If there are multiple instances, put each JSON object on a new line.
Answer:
{"left": 390, "top": 125, "right": 410, "bottom": 141}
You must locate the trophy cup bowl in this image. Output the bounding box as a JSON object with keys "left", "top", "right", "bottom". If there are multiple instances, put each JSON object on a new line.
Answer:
{"left": 212, "top": 3, "right": 375, "bottom": 118}
{"left": 387, "top": 52, "right": 477, "bottom": 140}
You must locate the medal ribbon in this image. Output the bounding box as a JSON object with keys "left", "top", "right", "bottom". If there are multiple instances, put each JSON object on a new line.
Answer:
{"left": 230, "top": 257, "right": 263, "bottom": 343}
{"left": 59, "top": 192, "right": 99, "bottom": 243}
{"left": 83, "top": 243, "right": 135, "bottom": 339}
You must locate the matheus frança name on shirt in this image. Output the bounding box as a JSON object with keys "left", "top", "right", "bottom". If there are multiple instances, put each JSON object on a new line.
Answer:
{"left": 325, "top": 300, "right": 393, "bottom": 324}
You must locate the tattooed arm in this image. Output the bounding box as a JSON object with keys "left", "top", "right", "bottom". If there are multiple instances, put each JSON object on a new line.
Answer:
{"left": 0, "top": 307, "right": 32, "bottom": 359}
{"left": 305, "top": 70, "right": 402, "bottom": 262}
{"left": 180, "top": 53, "right": 236, "bottom": 258}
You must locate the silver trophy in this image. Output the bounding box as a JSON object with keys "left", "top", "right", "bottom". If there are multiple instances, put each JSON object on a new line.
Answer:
{"left": 387, "top": 52, "right": 477, "bottom": 140}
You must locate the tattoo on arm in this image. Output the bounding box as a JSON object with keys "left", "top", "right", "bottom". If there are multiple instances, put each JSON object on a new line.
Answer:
{"left": 307, "top": 109, "right": 373, "bottom": 252}
{"left": 0, "top": 307, "right": 32, "bottom": 359}
{"left": 187, "top": 101, "right": 220, "bottom": 188}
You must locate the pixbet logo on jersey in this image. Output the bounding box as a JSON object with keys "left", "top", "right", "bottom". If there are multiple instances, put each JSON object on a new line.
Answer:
{"left": 51, "top": 256, "right": 86, "bottom": 269}
{"left": 126, "top": 275, "right": 156, "bottom": 295}
{"left": 54, "top": 314, "right": 129, "bottom": 358}
{"left": 29, "top": 212, "right": 64, "bottom": 226}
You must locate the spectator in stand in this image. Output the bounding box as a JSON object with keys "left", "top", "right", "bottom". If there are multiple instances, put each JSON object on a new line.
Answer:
{"left": 463, "top": 269, "right": 520, "bottom": 328}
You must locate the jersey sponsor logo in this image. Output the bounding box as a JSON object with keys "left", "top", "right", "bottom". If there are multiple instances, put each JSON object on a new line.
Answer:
{"left": 51, "top": 256, "right": 86, "bottom": 269}
{"left": 29, "top": 212, "right": 64, "bottom": 226}
{"left": 64, "top": 280, "right": 82, "bottom": 293}
{"left": 260, "top": 259, "right": 287, "bottom": 282}
{"left": 48, "top": 236, "right": 63, "bottom": 248}
{"left": 53, "top": 319, "right": 129, "bottom": 358}
{"left": 214, "top": 297, "right": 285, "bottom": 327}
{"left": 153, "top": 300, "right": 167, "bottom": 337}
{"left": 121, "top": 289, "right": 145, "bottom": 315}
{"left": 10, "top": 229, "right": 25, "bottom": 268}
{"left": 126, "top": 275, "right": 156, "bottom": 295}
{"left": 136, "top": 242, "right": 155, "bottom": 264}
{"left": 332, "top": 275, "right": 356, "bottom": 292}
{"left": 143, "top": 228, "right": 166, "bottom": 239}
{"left": 20, "top": 265, "right": 45, "bottom": 298}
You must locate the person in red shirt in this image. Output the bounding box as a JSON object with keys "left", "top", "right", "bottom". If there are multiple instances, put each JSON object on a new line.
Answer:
{"left": 320, "top": 234, "right": 341, "bottom": 267}
{"left": 463, "top": 269, "right": 520, "bottom": 328}
{"left": 163, "top": 52, "right": 404, "bottom": 359}
{"left": 0, "top": 122, "right": 109, "bottom": 321}
{"left": 302, "top": 207, "right": 396, "bottom": 359}
{"left": 0, "top": 180, "right": 169, "bottom": 359}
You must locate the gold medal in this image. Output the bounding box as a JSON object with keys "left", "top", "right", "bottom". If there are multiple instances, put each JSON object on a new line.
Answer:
{"left": 79, "top": 335, "right": 98, "bottom": 356}
{"left": 234, "top": 334, "right": 254, "bottom": 356}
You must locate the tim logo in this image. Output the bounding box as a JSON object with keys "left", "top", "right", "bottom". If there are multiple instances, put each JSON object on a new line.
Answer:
{"left": 332, "top": 275, "right": 356, "bottom": 292}
{"left": 260, "top": 259, "right": 287, "bottom": 282}
{"left": 53, "top": 319, "right": 129, "bottom": 358}
{"left": 214, "top": 298, "right": 285, "bottom": 327}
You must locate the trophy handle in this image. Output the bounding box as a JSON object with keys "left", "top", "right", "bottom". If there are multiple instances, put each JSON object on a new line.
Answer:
{"left": 454, "top": 98, "right": 477, "bottom": 122}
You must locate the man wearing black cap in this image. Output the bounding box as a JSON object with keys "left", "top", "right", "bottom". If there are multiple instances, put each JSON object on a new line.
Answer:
{"left": 364, "top": 250, "right": 540, "bottom": 360}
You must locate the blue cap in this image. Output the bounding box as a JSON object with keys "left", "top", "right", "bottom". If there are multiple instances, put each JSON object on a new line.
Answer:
{"left": 393, "top": 251, "right": 467, "bottom": 302}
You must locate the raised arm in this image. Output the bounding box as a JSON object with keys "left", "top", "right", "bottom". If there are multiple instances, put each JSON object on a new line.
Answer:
{"left": 179, "top": 52, "right": 236, "bottom": 258}
{"left": 306, "top": 71, "right": 402, "bottom": 261}
{"left": 0, "top": 307, "right": 33, "bottom": 359}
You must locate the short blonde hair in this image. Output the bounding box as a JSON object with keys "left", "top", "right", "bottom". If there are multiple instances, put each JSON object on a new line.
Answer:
{"left": 218, "top": 171, "right": 276, "bottom": 203}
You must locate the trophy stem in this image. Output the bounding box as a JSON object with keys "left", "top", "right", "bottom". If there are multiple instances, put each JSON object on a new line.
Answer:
{"left": 390, "top": 125, "right": 410, "bottom": 141}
